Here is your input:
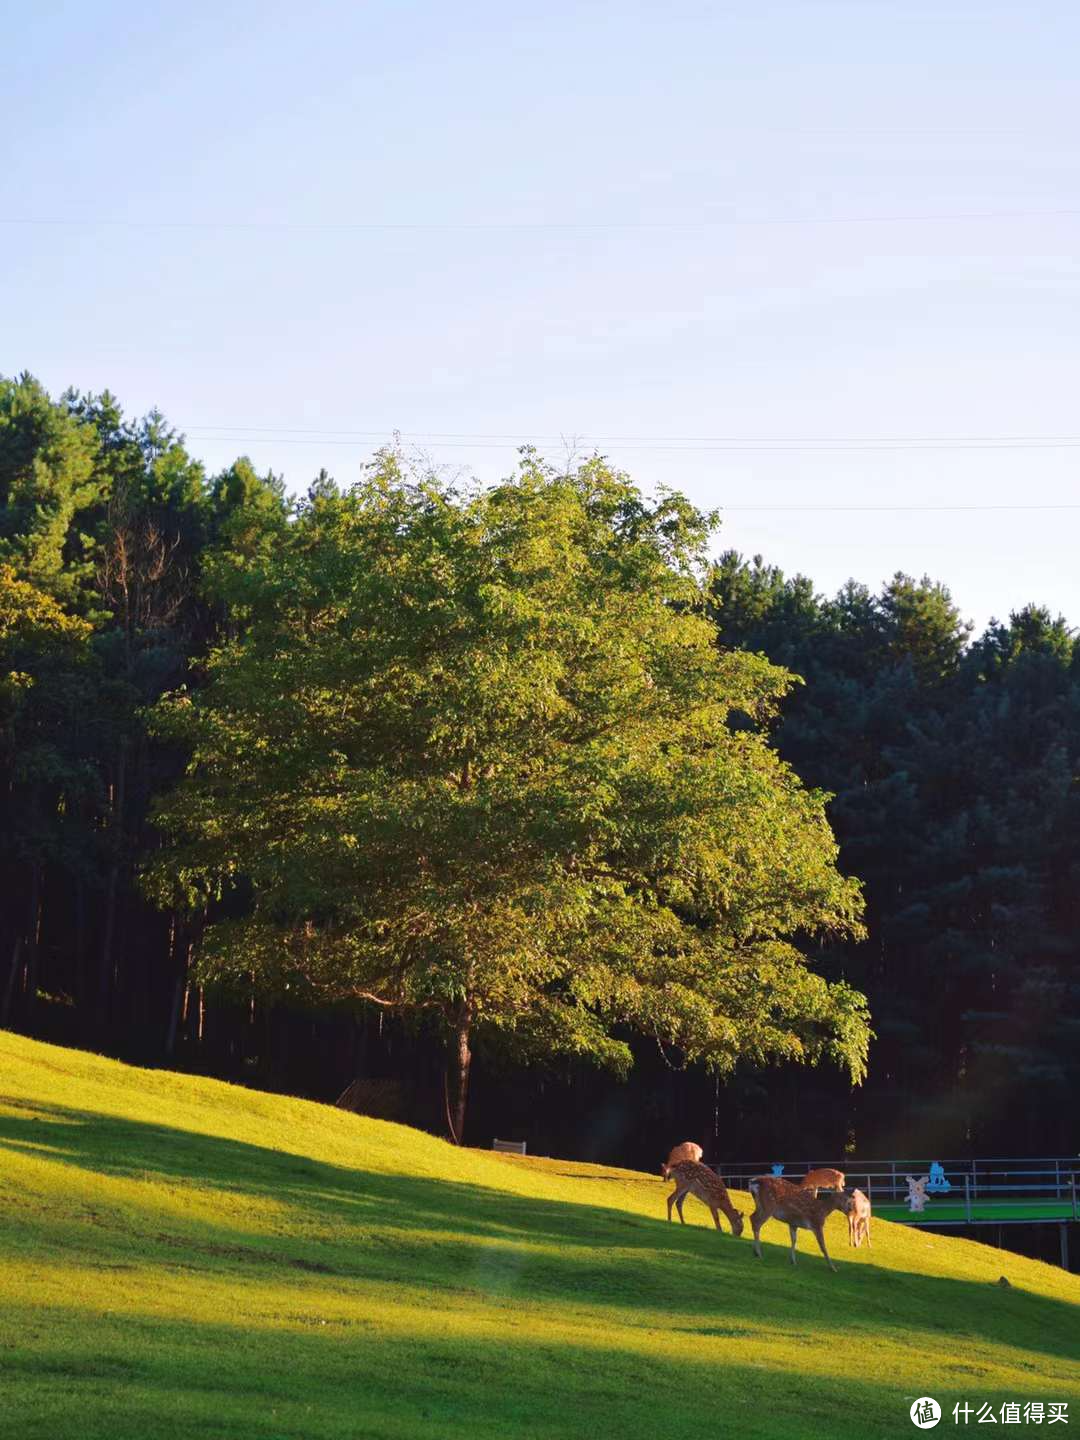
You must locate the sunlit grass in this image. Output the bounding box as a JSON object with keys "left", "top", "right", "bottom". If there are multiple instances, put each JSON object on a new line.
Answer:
{"left": 1, "top": 1030, "right": 1078, "bottom": 1439}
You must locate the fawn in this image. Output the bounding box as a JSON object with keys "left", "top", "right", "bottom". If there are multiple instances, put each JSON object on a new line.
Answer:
{"left": 666, "top": 1160, "right": 744, "bottom": 1236}
{"left": 660, "top": 1140, "right": 704, "bottom": 1179}
{"left": 749, "top": 1176, "right": 853, "bottom": 1271}
{"left": 799, "top": 1167, "right": 845, "bottom": 1194}
{"left": 847, "top": 1187, "right": 872, "bottom": 1248}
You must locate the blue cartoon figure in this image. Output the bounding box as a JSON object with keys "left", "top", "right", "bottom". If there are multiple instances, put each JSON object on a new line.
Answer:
{"left": 926, "top": 1162, "right": 951, "bottom": 1193}
{"left": 771, "top": 1163, "right": 785, "bottom": 1177}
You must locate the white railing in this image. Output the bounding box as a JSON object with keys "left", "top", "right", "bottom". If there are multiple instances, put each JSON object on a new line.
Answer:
{"left": 711, "top": 1159, "right": 1080, "bottom": 1223}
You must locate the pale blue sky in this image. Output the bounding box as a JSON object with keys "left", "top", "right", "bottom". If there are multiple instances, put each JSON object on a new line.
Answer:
{"left": 4, "top": 1, "right": 1079, "bottom": 632}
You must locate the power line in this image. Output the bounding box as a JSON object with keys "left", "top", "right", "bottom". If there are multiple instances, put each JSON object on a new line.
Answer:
{"left": 723, "top": 503, "right": 1080, "bottom": 512}
{"left": 184, "top": 426, "right": 1080, "bottom": 444}
{"left": 175, "top": 425, "right": 1080, "bottom": 510}
{"left": 182, "top": 430, "right": 1080, "bottom": 454}
{"left": 4, "top": 208, "right": 1080, "bottom": 233}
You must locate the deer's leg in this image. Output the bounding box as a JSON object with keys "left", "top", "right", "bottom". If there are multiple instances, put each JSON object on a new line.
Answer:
{"left": 788, "top": 1224, "right": 799, "bottom": 1266}
{"left": 751, "top": 1210, "right": 764, "bottom": 1258}
{"left": 675, "top": 1191, "right": 688, "bottom": 1224}
{"left": 666, "top": 1185, "right": 677, "bottom": 1222}
{"left": 865, "top": 1218, "right": 872, "bottom": 1249}
{"left": 710, "top": 1205, "right": 722, "bottom": 1230}
{"left": 812, "top": 1222, "right": 837, "bottom": 1272}
{"left": 848, "top": 1214, "right": 857, "bottom": 1247}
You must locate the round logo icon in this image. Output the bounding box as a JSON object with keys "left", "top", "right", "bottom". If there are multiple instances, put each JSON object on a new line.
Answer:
{"left": 910, "top": 1398, "right": 942, "bottom": 1429}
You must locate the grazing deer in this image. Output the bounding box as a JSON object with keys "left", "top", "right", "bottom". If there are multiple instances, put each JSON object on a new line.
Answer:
{"left": 848, "top": 1188, "right": 872, "bottom": 1248}
{"left": 660, "top": 1141, "right": 704, "bottom": 1179}
{"left": 748, "top": 1176, "right": 853, "bottom": 1271}
{"left": 666, "top": 1161, "right": 744, "bottom": 1236}
{"left": 799, "top": 1167, "right": 845, "bottom": 1194}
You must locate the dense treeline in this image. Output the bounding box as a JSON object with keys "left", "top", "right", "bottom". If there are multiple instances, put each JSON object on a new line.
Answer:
{"left": 3, "top": 372, "right": 1077, "bottom": 1166}
{"left": 707, "top": 555, "right": 1080, "bottom": 1160}
{"left": 1, "top": 375, "right": 290, "bottom": 1068}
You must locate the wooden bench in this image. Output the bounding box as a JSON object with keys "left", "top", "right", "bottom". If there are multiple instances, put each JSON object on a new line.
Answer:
{"left": 492, "top": 1139, "right": 527, "bottom": 1155}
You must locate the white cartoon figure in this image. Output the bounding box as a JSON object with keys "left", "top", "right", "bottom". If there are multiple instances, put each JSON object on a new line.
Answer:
{"left": 906, "top": 1174, "right": 930, "bottom": 1212}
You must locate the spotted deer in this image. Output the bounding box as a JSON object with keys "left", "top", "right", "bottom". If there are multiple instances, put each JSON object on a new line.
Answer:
{"left": 749, "top": 1176, "right": 853, "bottom": 1271}
{"left": 799, "top": 1167, "right": 846, "bottom": 1195}
{"left": 666, "top": 1160, "right": 744, "bottom": 1236}
{"left": 847, "top": 1187, "right": 872, "bottom": 1248}
{"left": 660, "top": 1141, "right": 704, "bottom": 1179}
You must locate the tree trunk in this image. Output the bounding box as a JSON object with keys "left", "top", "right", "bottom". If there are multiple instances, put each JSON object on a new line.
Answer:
{"left": 98, "top": 745, "right": 127, "bottom": 1028}
{"left": 447, "top": 1012, "right": 472, "bottom": 1145}
{"left": 165, "top": 914, "right": 187, "bottom": 1058}
{"left": 165, "top": 977, "right": 184, "bottom": 1057}
{"left": 22, "top": 866, "right": 43, "bottom": 1022}
{"left": 2, "top": 863, "right": 42, "bottom": 1025}
{"left": 2, "top": 937, "right": 22, "bottom": 1027}
{"left": 74, "top": 877, "right": 86, "bottom": 1016}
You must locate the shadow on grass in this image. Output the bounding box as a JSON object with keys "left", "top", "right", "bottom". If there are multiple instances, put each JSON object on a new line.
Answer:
{"left": 1, "top": 1302, "right": 1052, "bottom": 1440}
{"left": 1, "top": 1097, "right": 1077, "bottom": 1369}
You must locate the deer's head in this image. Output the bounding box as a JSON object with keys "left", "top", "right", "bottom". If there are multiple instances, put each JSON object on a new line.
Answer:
{"left": 822, "top": 1189, "right": 855, "bottom": 1216}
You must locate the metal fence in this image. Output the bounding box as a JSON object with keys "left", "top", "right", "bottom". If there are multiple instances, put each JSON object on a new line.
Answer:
{"left": 712, "top": 1158, "right": 1080, "bottom": 1225}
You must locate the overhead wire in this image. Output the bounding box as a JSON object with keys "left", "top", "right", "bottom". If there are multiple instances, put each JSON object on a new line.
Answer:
{"left": 172, "top": 425, "right": 1080, "bottom": 512}
{"left": 4, "top": 208, "right": 1080, "bottom": 232}
{"left": 179, "top": 428, "right": 1080, "bottom": 454}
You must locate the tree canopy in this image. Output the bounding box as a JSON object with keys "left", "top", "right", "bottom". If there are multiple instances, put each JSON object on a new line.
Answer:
{"left": 148, "top": 453, "right": 868, "bottom": 1139}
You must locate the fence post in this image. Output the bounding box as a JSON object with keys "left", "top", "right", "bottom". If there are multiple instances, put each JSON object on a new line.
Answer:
{"left": 965, "top": 1173, "right": 973, "bottom": 1222}
{"left": 1072, "top": 1174, "right": 1077, "bottom": 1223}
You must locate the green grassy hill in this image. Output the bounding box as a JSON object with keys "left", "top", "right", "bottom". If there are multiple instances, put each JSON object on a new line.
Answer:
{"left": 1, "top": 1031, "right": 1077, "bottom": 1439}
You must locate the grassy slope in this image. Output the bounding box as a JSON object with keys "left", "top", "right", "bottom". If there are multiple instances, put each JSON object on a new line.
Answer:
{"left": 1, "top": 1032, "right": 1077, "bottom": 1440}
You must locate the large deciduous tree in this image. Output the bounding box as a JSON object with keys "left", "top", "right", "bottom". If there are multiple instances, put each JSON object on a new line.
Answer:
{"left": 149, "top": 453, "right": 869, "bottom": 1141}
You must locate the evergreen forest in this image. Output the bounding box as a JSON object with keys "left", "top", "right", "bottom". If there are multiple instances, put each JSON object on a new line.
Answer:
{"left": 4, "top": 372, "right": 1077, "bottom": 1168}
